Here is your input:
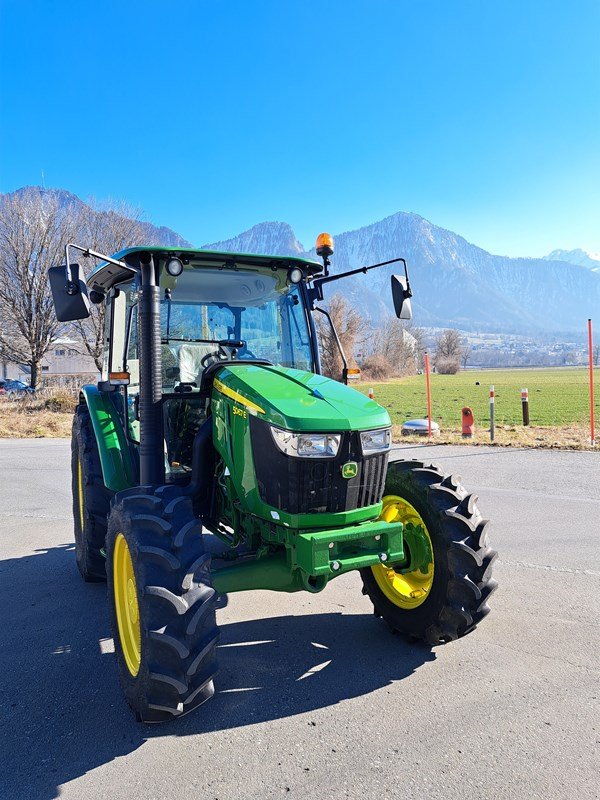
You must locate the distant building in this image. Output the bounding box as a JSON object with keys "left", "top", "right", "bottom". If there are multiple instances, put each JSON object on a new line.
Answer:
{"left": 1, "top": 339, "right": 99, "bottom": 386}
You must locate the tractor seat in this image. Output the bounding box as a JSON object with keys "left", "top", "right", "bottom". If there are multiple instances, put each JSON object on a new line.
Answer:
{"left": 177, "top": 343, "right": 217, "bottom": 384}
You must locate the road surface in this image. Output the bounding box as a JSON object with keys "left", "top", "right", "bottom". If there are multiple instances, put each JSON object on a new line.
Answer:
{"left": 0, "top": 439, "right": 598, "bottom": 800}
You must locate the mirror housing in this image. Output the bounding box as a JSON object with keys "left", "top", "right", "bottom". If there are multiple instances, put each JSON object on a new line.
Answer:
{"left": 391, "top": 274, "right": 412, "bottom": 320}
{"left": 48, "top": 263, "right": 90, "bottom": 321}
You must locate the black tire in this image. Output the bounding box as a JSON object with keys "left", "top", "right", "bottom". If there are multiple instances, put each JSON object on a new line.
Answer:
{"left": 360, "top": 460, "right": 497, "bottom": 645}
{"left": 106, "top": 488, "right": 219, "bottom": 723}
{"left": 71, "top": 403, "right": 112, "bottom": 581}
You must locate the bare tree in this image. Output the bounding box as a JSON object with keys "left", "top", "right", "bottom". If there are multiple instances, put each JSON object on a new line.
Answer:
{"left": 434, "top": 328, "right": 463, "bottom": 374}
{"left": 370, "top": 315, "right": 418, "bottom": 376}
{"left": 316, "top": 294, "right": 364, "bottom": 381}
{"left": 70, "top": 199, "right": 147, "bottom": 370}
{"left": 461, "top": 341, "right": 472, "bottom": 368}
{"left": 593, "top": 344, "right": 600, "bottom": 366}
{"left": 0, "top": 189, "right": 76, "bottom": 389}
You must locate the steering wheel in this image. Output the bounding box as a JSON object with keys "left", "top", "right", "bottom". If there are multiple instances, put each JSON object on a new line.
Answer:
{"left": 201, "top": 351, "right": 221, "bottom": 369}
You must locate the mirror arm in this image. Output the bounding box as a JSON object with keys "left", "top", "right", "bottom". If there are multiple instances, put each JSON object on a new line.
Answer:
{"left": 64, "top": 243, "right": 137, "bottom": 293}
{"left": 308, "top": 257, "right": 412, "bottom": 307}
{"left": 314, "top": 306, "right": 350, "bottom": 385}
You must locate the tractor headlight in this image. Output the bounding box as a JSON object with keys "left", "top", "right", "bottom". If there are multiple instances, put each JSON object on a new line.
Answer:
{"left": 270, "top": 426, "right": 341, "bottom": 458}
{"left": 360, "top": 428, "right": 391, "bottom": 455}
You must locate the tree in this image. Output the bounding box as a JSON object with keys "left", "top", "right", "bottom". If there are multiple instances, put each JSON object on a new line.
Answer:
{"left": 370, "top": 315, "right": 418, "bottom": 376}
{"left": 461, "top": 341, "right": 472, "bottom": 368}
{"left": 434, "top": 328, "right": 463, "bottom": 374}
{"left": 70, "top": 200, "right": 147, "bottom": 370}
{"left": 0, "top": 189, "right": 76, "bottom": 389}
{"left": 316, "top": 294, "right": 364, "bottom": 381}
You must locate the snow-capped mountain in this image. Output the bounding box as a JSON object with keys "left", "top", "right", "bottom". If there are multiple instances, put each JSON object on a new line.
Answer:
{"left": 1, "top": 187, "right": 193, "bottom": 250}
{"left": 544, "top": 248, "right": 600, "bottom": 274}
{"left": 204, "top": 221, "right": 304, "bottom": 256}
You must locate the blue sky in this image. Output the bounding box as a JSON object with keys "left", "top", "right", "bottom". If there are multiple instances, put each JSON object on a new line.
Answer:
{"left": 1, "top": 0, "right": 598, "bottom": 257}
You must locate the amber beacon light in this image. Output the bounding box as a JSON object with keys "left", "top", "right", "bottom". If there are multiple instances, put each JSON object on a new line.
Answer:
{"left": 315, "top": 232, "right": 334, "bottom": 275}
{"left": 316, "top": 232, "right": 334, "bottom": 257}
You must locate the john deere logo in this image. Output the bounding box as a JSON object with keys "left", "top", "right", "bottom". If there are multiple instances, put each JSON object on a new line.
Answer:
{"left": 341, "top": 461, "right": 358, "bottom": 479}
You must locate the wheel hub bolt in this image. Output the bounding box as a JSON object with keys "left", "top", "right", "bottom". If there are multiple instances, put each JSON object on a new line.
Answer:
{"left": 328, "top": 542, "right": 334, "bottom": 549}
{"left": 331, "top": 561, "right": 341, "bottom": 571}
{"left": 374, "top": 534, "right": 381, "bottom": 541}
{"left": 379, "top": 552, "right": 388, "bottom": 562}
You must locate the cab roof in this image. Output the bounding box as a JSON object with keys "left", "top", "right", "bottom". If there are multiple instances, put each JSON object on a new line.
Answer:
{"left": 86, "top": 246, "right": 323, "bottom": 292}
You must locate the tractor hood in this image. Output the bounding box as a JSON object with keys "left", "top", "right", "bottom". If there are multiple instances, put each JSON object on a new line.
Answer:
{"left": 212, "top": 364, "right": 390, "bottom": 432}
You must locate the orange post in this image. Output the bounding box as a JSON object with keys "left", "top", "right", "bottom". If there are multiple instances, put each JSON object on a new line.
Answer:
{"left": 589, "top": 319, "right": 595, "bottom": 447}
{"left": 424, "top": 353, "right": 432, "bottom": 437}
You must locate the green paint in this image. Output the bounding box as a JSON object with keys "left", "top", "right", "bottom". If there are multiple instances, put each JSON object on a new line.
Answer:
{"left": 214, "top": 363, "right": 390, "bottom": 432}
{"left": 82, "top": 386, "right": 135, "bottom": 491}
{"left": 398, "top": 522, "right": 433, "bottom": 575}
{"left": 212, "top": 518, "right": 405, "bottom": 594}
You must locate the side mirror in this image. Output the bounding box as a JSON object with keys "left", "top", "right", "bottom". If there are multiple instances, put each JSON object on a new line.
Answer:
{"left": 48, "top": 263, "right": 90, "bottom": 321}
{"left": 391, "top": 274, "right": 412, "bottom": 320}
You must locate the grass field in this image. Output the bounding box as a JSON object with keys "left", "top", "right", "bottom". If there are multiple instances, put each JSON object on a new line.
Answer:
{"left": 1, "top": 367, "right": 597, "bottom": 449}
{"left": 356, "top": 367, "right": 599, "bottom": 449}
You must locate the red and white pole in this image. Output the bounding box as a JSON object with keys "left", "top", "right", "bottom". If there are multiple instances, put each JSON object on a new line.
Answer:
{"left": 521, "top": 388, "right": 529, "bottom": 426}
{"left": 368, "top": 387, "right": 374, "bottom": 400}
{"left": 489, "top": 385, "right": 495, "bottom": 441}
{"left": 424, "top": 353, "right": 432, "bottom": 437}
{"left": 588, "top": 319, "right": 595, "bottom": 447}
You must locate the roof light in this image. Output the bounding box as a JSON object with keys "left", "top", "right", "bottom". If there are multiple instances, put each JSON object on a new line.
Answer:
{"left": 316, "top": 232, "right": 334, "bottom": 257}
{"left": 287, "top": 266, "right": 304, "bottom": 284}
{"left": 166, "top": 257, "right": 184, "bottom": 277}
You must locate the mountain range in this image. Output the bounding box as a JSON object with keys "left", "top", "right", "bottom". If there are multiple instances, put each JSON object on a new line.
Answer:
{"left": 543, "top": 248, "right": 600, "bottom": 274}
{"left": 3, "top": 186, "right": 599, "bottom": 335}
{"left": 204, "top": 215, "right": 600, "bottom": 336}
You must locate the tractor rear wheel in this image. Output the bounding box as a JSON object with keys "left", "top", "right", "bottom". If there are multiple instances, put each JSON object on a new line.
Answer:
{"left": 106, "top": 488, "right": 219, "bottom": 722}
{"left": 71, "top": 403, "right": 112, "bottom": 581}
{"left": 360, "top": 460, "right": 497, "bottom": 645}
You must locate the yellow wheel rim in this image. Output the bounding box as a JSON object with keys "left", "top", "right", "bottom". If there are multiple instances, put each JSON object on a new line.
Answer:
{"left": 113, "top": 533, "right": 142, "bottom": 676}
{"left": 371, "top": 494, "right": 435, "bottom": 609}
{"left": 77, "top": 459, "right": 85, "bottom": 531}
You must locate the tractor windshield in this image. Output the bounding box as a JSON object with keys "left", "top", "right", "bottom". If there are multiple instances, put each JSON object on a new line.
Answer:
{"left": 157, "top": 266, "right": 314, "bottom": 386}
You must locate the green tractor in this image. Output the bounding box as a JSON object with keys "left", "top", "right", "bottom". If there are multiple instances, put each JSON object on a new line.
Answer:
{"left": 49, "top": 233, "right": 496, "bottom": 722}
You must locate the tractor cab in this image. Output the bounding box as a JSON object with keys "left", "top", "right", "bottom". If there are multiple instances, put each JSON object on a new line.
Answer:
{"left": 94, "top": 249, "right": 325, "bottom": 480}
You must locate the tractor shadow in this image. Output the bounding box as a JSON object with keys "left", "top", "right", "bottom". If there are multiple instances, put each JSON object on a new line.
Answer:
{"left": 0, "top": 544, "right": 434, "bottom": 800}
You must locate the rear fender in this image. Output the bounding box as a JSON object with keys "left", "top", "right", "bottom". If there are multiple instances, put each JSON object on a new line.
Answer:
{"left": 81, "top": 385, "right": 135, "bottom": 492}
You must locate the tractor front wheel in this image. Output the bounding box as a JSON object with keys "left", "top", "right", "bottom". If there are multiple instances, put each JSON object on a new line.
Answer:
{"left": 106, "top": 488, "right": 219, "bottom": 722}
{"left": 360, "top": 460, "right": 497, "bottom": 645}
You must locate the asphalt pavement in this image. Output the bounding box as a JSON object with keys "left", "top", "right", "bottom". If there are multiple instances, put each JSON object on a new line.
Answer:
{"left": 0, "top": 439, "right": 598, "bottom": 800}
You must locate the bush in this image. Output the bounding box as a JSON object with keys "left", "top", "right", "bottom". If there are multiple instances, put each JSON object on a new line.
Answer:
{"left": 360, "top": 354, "right": 394, "bottom": 381}
{"left": 435, "top": 357, "right": 460, "bottom": 375}
{"left": 43, "top": 390, "right": 77, "bottom": 413}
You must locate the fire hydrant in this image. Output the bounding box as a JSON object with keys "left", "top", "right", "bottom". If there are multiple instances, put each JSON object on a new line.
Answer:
{"left": 462, "top": 406, "right": 474, "bottom": 438}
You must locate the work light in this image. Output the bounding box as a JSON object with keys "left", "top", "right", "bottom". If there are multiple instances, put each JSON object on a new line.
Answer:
{"left": 287, "top": 266, "right": 304, "bottom": 284}
{"left": 166, "top": 257, "right": 184, "bottom": 277}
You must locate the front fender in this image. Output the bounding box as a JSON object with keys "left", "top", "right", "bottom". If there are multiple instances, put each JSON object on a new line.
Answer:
{"left": 81, "top": 385, "right": 135, "bottom": 492}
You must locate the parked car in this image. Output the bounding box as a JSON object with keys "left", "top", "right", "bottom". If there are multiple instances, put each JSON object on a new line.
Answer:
{"left": 0, "top": 379, "right": 35, "bottom": 398}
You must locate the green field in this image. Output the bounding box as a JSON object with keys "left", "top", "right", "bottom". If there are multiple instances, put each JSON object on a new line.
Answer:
{"left": 356, "top": 367, "right": 598, "bottom": 428}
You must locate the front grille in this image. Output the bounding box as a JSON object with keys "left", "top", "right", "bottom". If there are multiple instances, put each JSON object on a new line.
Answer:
{"left": 249, "top": 417, "right": 388, "bottom": 515}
